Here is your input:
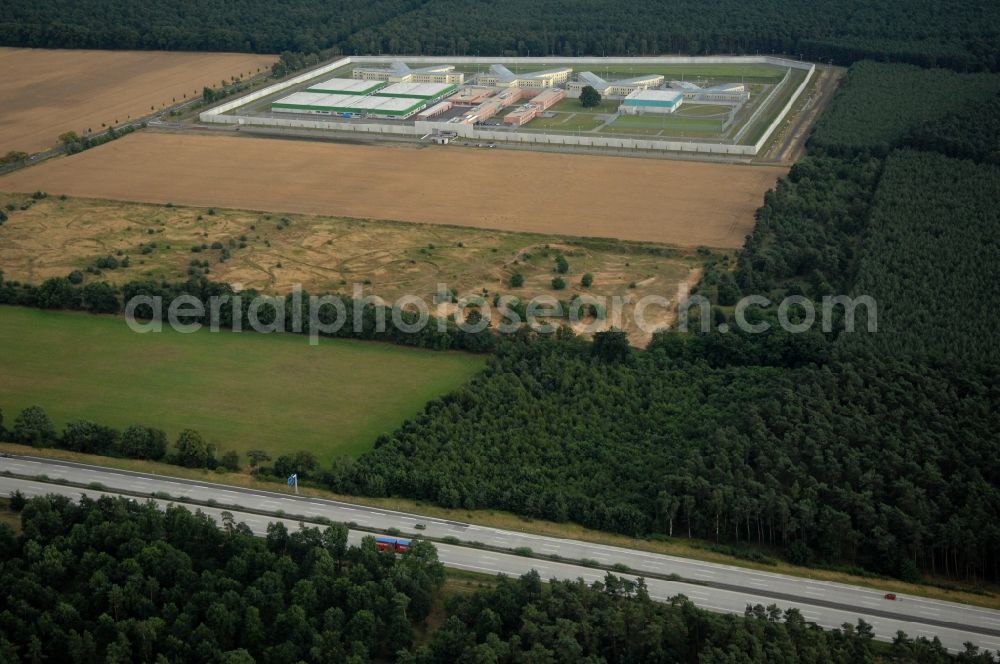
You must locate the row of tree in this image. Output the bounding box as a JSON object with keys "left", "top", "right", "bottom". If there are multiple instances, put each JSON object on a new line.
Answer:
{"left": 2, "top": 0, "right": 999, "bottom": 71}
{"left": 0, "top": 405, "right": 231, "bottom": 470}
{"left": 0, "top": 274, "right": 498, "bottom": 353}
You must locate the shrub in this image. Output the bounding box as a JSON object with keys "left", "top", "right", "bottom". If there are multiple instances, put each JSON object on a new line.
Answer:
{"left": 13, "top": 406, "right": 55, "bottom": 446}
{"left": 551, "top": 277, "right": 566, "bottom": 290}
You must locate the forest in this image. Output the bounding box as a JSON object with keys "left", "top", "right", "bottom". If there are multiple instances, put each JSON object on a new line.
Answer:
{"left": 807, "top": 63, "right": 1000, "bottom": 155}
{"left": 0, "top": 493, "right": 446, "bottom": 662}
{"left": 409, "top": 573, "right": 978, "bottom": 663}
{"left": 1, "top": 0, "right": 999, "bottom": 71}
{"left": 334, "top": 61, "right": 1000, "bottom": 583}
{"left": 0, "top": 494, "right": 983, "bottom": 663}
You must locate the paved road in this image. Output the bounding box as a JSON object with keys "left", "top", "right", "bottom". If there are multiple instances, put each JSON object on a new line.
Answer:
{"left": 3, "top": 456, "right": 998, "bottom": 653}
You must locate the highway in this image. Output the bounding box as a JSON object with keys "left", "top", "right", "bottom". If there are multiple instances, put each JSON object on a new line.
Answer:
{"left": 3, "top": 455, "right": 998, "bottom": 653}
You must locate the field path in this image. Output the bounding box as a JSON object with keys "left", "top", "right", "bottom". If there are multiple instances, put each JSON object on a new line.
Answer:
{"left": 0, "top": 132, "right": 784, "bottom": 247}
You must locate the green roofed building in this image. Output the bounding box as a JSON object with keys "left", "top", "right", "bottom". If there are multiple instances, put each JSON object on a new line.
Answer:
{"left": 305, "top": 77, "right": 387, "bottom": 95}
{"left": 374, "top": 82, "right": 458, "bottom": 101}
{"left": 271, "top": 91, "right": 426, "bottom": 118}
{"left": 618, "top": 89, "right": 685, "bottom": 114}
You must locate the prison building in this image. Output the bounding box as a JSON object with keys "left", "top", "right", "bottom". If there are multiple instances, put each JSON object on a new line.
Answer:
{"left": 271, "top": 91, "right": 426, "bottom": 118}
{"left": 415, "top": 101, "right": 453, "bottom": 120}
{"left": 618, "top": 89, "right": 685, "bottom": 114}
{"left": 502, "top": 105, "right": 538, "bottom": 126}
{"left": 305, "top": 77, "right": 386, "bottom": 95}
{"left": 352, "top": 62, "right": 465, "bottom": 84}
{"left": 567, "top": 72, "right": 664, "bottom": 97}
{"left": 529, "top": 88, "right": 565, "bottom": 111}
{"left": 374, "top": 82, "right": 458, "bottom": 102}
{"left": 477, "top": 64, "right": 572, "bottom": 88}
{"left": 449, "top": 87, "right": 495, "bottom": 105}
{"left": 668, "top": 81, "right": 749, "bottom": 103}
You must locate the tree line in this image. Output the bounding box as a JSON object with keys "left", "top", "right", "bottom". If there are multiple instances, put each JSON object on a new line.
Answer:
{"left": 1, "top": 0, "right": 999, "bottom": 71}
{"left": 0, "top": 273, "right": 498, "bottom": 353}
{"left": 2, "top": 494, "right": 988, "bottom": 662}
{"left": 0, "top": 404, "right": 237, "bottom": 471}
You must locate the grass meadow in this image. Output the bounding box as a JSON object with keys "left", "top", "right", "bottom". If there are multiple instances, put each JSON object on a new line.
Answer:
{"left": 0, "top": 306, "right": 485, "bottom": 460}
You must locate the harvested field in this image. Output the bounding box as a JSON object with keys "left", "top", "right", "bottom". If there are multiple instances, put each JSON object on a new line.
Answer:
{"left": 0, "top": 193, "right": 709, "bottom": 345}
{"left": 0, "top": 48, "right": 274, "bottom": 154}
{"left": 0, "top": 132, "right": 784, "bottom": 247}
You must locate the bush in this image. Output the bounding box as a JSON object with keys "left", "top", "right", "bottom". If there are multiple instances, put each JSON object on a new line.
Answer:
{"left": 13, "top": 406, "right": 55, "bottom": 446}
{"left": 67, "top": 270, "right": 84, "bottom": 285}
{"left": 120, "top": 425, "right": 168, "bottom": 460}
{"left": 581, "top": 272, "right": 593, "bottom": 288}
{"left": 174, "top": 429, "right": 211, "bottom": 468}
{"left": 555, "top": 255, "right": 569, "bottom": 274}
{"left": 509, "top": 273, "right": 524, "bottom": 288}
{"left": 220, "top": 450, "right": 240, "bottom": 472}
{"left": 62, "top": 420, "right": 118, "bottom": 455}
{"left": 551, "top": 277, "right": 566, "bottom": 290}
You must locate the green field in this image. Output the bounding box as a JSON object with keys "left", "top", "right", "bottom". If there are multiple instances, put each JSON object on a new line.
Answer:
{"left": 524, "top": 113, "right": 606, "bottom": 132}
{"left": 675, "top": 104, "right": 732, "bottom": 117}
{"left": 0, "top": 306, "right": 485, "bottom": 460}
{"left": 548, "top": 98, "right": 620, "bottom": 114}
{"left": 600, "top": 113, "right": 726, "bottom": 137}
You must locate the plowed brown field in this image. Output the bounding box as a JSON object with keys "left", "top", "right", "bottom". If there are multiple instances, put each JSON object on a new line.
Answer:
{"left": 1, "top": 132, "right": 785, "bottom": 247}
{"left": 0, "top": 48, "right": 274, "bottom": 154}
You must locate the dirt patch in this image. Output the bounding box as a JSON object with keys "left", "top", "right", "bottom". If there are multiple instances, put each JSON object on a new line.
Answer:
{"left": 0, "top": 48, "right": 275, "bottom": 154}
{"left": 1, "top": 131, "right": 784, "bottom": 247}
{"left": 0, "top": 194, "right": 718, "bottom": 344}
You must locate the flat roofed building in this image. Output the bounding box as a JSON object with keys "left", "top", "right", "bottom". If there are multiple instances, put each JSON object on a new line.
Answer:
{"left": 529, "top": 88, "right": 565, "bottom": 111}
{"left": 503, "top": 105, "right": 538, "bottom": 126}
{"left": 449, "top": 87, "right": 495, "bottom": 105}
{"left": 375, "top": 82, "right": 458, "bottom": 100}
{"left": 415, "top": 100, "right": 453, "bottom": 119}
{"left": 271, "top": 91, "right": 426, "bottom": 118}
{"left": 306, "top": 78, "right": 386, "bottom": 95}
{"left": 618, "top": 89, "right": 684, "bottom": 114}
{"left": 478, "top": 64, "right": 572, "bottom": 88}
{"left": 352, "top": 62, "right": 465, "bottom": 84}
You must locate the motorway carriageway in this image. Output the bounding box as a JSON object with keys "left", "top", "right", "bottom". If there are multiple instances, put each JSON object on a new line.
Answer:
{"left": 2, "top": 455, "right": 999, "bottom": 653}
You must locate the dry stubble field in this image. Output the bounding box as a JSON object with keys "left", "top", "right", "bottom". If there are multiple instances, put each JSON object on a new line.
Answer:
{"left": 0, "top": 48, "right": 275, "bottom": 154}
{"left": 0, "top": 193, "right": 709, "bottom": 344}
{"left": 0, "top": 132, "right": 784, "bottom": 248}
